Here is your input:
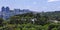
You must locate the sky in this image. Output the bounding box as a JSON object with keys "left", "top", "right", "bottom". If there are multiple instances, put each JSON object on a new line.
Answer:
{"left": 0, "top": 0, "right": 60, "bottom": 12}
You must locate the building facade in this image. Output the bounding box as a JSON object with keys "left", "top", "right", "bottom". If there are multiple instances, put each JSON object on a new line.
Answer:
{"left": 0, "top": 6, "right": 31, "bottom": 20}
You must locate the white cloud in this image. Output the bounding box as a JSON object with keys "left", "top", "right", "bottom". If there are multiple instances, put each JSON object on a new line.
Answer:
{"left": 48, "top": 0, "right": 60, "bottom": 2}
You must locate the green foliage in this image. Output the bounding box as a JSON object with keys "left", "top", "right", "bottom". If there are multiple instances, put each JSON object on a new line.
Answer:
{"left": 52, "top": 28, "right": 57, "bottom": 30}
{"left": 0, "top": 12, "right": 60, "bottom": 30}
{"left": 0, "top": 18, "right": 4, "bottom": 26}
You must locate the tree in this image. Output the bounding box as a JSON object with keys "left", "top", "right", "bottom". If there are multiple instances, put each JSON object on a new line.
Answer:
{"left": 52, "top": 28, "right": 57, "bottom": 30}
{"left": 0, "top": 18, "right": 4, "bottom": 26}
{"left": 9, "top": 16, "right": 20, "bottom": 24}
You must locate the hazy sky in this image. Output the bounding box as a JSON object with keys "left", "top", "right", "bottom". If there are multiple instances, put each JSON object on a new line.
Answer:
{"left": 0, "top": 0, "right": 60, "bottom": 12}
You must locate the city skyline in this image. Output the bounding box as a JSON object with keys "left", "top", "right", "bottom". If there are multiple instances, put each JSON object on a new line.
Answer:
{"left": 0, "top": 0, "right": 60, "bottom": 12}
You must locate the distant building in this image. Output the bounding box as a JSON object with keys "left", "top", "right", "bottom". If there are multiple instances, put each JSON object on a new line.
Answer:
{"left": 6, "top": 7, "right": 10, "bottom": 12}
{"left": 1, "top": 7, "right": 10, "bottom": 20}
{"left": 14, "top": 9, "right": 20, "bottom": 15}
{"left": 0, "top": 6, "right": 32, "bottom": 20}
{"left": 1, "top": 6, "right": 5, "bottom": 12}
